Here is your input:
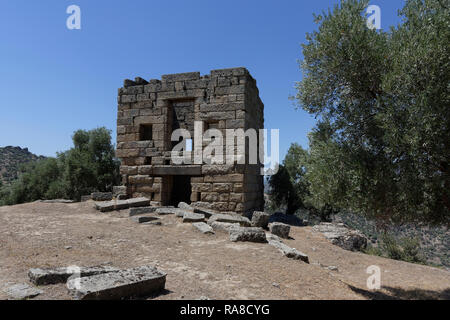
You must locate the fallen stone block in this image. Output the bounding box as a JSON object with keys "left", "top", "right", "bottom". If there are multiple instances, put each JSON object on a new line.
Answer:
{"left": 95, "top": 201, "right": 115, "bottom": 212}
{"left": 183, "top": 212, "right": 205, "bottom": 223}
{"left": 192, "top": 222, "right": 214, "bottom": 234}
{"left": 269, "top": 222, "right": 290, "bottom": 239}
{"left": 251, "top": 211, "right": 270, "bottom": 229}
{"left": 229, "top": 226, "right": 267, "bottom": 243}
{"left": 114, "top": 199, "right": 130, "bottom": 210}
{"left": 208, "top": 221, "right": 240, "bottom": 233}
{"left": 129, "top": 206, "right": 160, "bottom": 216}
{"left": 42, "top": 199, "right": 75, "bottom": 204}
{"left": 28, "top": 266, "right": 120, "bottom": 285}
{"left": 208, "top": 213, "right": 251, "bottom": 227}
{"left": 267, "top": 239, "right": 309, "bottom": 263}
{"left": 127, "top": 197, "right": 150, "bottom": 208}
{"left": 156, "top": 207, "right": 182, "bottom": 215}
{"left": 143, "top": 221, "right": 162, "bottom": 226}
{"left": 67, "top": 265, "right": 166, "bottom": 300}
{"left": 5, "top": 284, "right": 43, "bottom": 300}
{"left": 131, "top": 216, "right": 160, "bottom": 224}
{"left": 178, "top": 202, "right": 193, "bottom": 211}
{"left": 92, "top": 192, "right": 113, "bottom": 201}
{"left": 193, "top": 207, "right": 217, "bottom": 218}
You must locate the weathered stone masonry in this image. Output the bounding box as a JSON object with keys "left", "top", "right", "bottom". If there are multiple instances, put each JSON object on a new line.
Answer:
{"left": 116, "top": 67, "right": 264, "bottom": 215}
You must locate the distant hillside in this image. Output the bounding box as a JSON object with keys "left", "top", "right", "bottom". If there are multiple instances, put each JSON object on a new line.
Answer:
{"left": 0, "top": 146, "right": 46, "bottom": 184}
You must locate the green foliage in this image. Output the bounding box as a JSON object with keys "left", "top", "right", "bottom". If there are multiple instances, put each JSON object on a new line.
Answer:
{"left": 364, "top": 233, "right": 427, "bottom": 264}
{"left": 0, "top": 127, "right": 120, "bottom": 205}
{"left": 295, "top": 0, "right": 450, "bottom": 224}
{"left": 268, "top": 164, "right": 303, "bottom": 215}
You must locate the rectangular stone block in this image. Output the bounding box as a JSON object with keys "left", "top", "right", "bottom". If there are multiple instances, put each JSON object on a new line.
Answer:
{"left": 67, "top": 265, "right": 166, "bottom": 300}
{"left": 28, "top": 266, "right": 120, "bottom": 285}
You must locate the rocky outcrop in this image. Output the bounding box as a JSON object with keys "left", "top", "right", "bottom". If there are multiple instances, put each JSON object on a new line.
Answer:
{"left": 312, "top": 222, "right": 368, "bottom": 251}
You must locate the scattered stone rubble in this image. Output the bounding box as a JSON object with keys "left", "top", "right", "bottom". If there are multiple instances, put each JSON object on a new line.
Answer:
{"left": 312, "top": 222, "right": 368, "bottom": 251}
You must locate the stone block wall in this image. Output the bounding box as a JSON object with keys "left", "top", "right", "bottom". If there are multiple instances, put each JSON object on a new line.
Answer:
{"left": 116, "top": 67, "right": 264, "bottom": 215}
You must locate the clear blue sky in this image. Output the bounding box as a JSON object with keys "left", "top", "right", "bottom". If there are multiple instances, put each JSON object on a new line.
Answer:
{"left": 0, "top": 0, "right": 405, "bottom": 158}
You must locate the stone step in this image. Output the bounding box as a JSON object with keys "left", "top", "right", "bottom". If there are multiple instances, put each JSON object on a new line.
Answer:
{"left": 28, "top": 266, "right": 120, "bottom": 285}
{"left": 67, "top": 265, "right": 166, "bottom": 300}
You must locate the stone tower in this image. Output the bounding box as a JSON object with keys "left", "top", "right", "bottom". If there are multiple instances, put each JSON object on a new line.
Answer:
{"left": 116, "top": 67, "right": 264, "bottom": 216}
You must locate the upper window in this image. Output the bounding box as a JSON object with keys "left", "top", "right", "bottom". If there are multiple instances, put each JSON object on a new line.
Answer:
{"left": 139, "top": 124, "right": 153, "bottom": 141}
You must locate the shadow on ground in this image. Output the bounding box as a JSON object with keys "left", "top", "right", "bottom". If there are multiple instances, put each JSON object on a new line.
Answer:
{"left": 348, "top": 285, "right": 450, "bottom": 300}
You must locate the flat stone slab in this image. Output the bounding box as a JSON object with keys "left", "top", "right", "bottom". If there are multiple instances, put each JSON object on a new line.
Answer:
{"left": 267, "top": 238, "right": 309, "bottom": 263}
{"left": 269, "top": 222, "right": 291, "bottom": 239}
{"left": 95, "top": 197, "right": 150, "bottom": 212}
{"left": 28, "top": 266, "right": 120, "bottom": 285}
{"left": 156, "top": 207, "right": 182, "bottom": 216}
{"left": 193, "top": 207, "right": 217, "bottom": 218}
{"left": 131, "top": 216, "right": 160, "bottom": 224}
{"left": 208, "top": 213, "right": 251, "bottom": 227}
{"left": 192, "top": 222, "right": 215, "bottom": 234}
{"left": 229, "top": 226, "right": 267, "bottom": 243}
{"left": 129, "top": 206, "right": 160, "bottom": 216}
{"left": 42, "top": 199, "right": 75, "bottom": 204}
{"left": 127, "top": 197, "right": 151, "bottom": 208}
{"left": 5, "top": 283, "right": 43, "bottom": 300}
{"left": 183, "top": 212, "right": 205, "bottom": 223}
{"left": 143, "top": 221, "right": 162, "bottom": 226}
{"left": 95, "top": 201, "right": 115, "bottom": 212}
{"left": 208, "top": 221, "right": 240, "bottom": 233}
{"left": 67, "top": 265, "right": 166, "bottom": 300}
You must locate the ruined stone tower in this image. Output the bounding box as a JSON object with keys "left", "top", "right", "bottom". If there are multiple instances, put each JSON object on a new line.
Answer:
{"left": 116, "top": 67, "right": 264, "bottom": 215}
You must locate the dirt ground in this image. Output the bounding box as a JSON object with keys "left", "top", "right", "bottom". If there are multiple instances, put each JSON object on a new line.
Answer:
{"left": 0, "top": 201, "right": 449, "bottom": 300}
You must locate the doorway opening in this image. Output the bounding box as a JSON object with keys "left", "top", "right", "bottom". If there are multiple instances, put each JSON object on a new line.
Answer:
{"left": 169, "top": 175, "right": 192, "bottom": 206}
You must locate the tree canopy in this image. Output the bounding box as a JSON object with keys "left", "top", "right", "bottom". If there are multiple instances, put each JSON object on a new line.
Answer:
{"left": 0, "top": 127, "right": 120, "bottom": 205}
{"left": 294, "top": 0, "right": 449, "bottom": 224}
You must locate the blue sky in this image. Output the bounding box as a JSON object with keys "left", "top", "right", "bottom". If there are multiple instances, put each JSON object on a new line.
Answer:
{"left": 0, "top": 0, "right": 405, "bottom": 158}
